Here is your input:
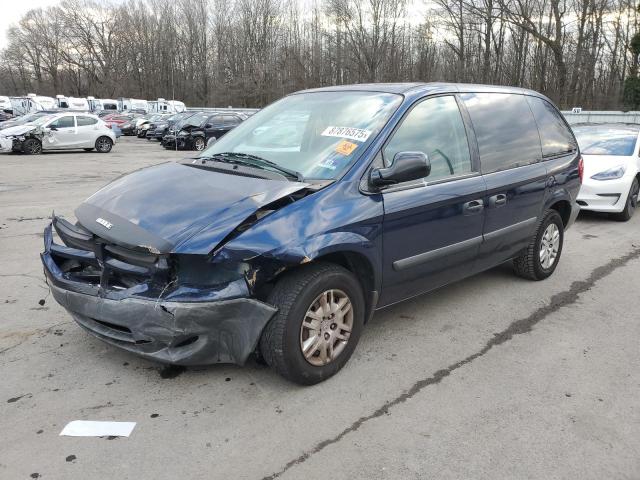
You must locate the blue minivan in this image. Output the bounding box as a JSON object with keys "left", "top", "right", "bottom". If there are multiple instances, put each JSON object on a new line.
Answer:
{"left": 42, "top": 83, "right": 582, "bottom": 384}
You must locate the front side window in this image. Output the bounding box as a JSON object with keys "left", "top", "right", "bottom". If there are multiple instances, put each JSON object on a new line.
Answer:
{"left": 573, "top": 126, "right": 639, "bottom": 156}
{"left": 461, "top": 93, "right": 541, "bottom": 174}
{"left": 527, "top": 96, "right": 576, "bottom": 157}
{"left": 200, "top": 91, "right": 402, "bottom": 180}
{"left": 49, "top": 116, "right": 75, "bottom": 129}
{"left": 383, "top": 95, "right": 472, "bottom": 182}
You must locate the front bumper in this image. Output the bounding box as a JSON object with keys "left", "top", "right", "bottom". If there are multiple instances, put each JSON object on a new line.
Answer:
{"left": 0, "top": 135, "right": 12, "bottom": 152}
{"left": 577, "top": 177, "right": 631, "bottom": 213}
{"left": 162, "top": 134, "right": 189, "bottom": 149}
{"left": 41, "top": 221, "right": 277, "bottom": 365}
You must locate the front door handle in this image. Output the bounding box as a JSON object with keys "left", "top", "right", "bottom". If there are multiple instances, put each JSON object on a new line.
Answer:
{"left": 489, "top": 194, "right": 507, "bottom": 207}
{"left": 463, "top": 199, "right": 484, "bottom": 215}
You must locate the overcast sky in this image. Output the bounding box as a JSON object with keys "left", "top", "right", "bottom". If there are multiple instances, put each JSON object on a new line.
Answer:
{"left": 0, "top": 0, "right": 62, "bottom": 48}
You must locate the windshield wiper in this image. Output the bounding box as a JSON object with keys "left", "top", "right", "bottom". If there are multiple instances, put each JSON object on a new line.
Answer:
{"left": 202, "top": 152, "right": 304, "bottom": 182}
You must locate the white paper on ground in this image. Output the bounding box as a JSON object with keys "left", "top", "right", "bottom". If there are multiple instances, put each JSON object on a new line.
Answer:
{"left": 59, "top": 420, "right": 136, "bottom": 437}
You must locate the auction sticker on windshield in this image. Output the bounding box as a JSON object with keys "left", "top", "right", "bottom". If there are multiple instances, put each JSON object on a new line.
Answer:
{"left": 321, "top": 126, "right": 372, "bottom": 142}
{"left": 335, "top": 140, "right": 358, "bottom": 155}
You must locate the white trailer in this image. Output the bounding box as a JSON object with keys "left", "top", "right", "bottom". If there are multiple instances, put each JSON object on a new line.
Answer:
{"left": 87, "top": 97, "right": 118, "bottom": 112}
{"left": 9, "top": 94, "right": 57, "bottom": 116}
{"left": 118, "top": 98, "right": 149, "bottom": 112}
{"left": 149, "top": 98, "right": 186, "bottom": 114}
{"left": 56, "top": 95, "right": 90, "bottom": 110}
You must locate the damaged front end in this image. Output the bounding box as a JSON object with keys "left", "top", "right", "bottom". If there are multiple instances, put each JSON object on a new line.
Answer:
{"left": 41, "top": 215, "right": 278, "bottom": 365}
{"left": 0, "top": 125, "right": 43, "bottom": 153}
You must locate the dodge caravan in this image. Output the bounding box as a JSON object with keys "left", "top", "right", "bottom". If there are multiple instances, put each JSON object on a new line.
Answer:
{"left": 41, "top": 83, "right": 581, "bottom": 384}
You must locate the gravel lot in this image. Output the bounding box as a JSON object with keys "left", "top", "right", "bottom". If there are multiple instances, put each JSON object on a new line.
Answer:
{"left": 1, "top": 136, "right": 639, "bottom": 480}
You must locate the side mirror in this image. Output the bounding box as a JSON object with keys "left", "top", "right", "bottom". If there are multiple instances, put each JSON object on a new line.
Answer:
{"left": 48, "top": 126, "right": 58, "bottom": 131}
{"left": 204, "top": 123, "right": 213, "bottom": 129}
{"left": 370, "top": 151, "right": 430, "bottom": 188}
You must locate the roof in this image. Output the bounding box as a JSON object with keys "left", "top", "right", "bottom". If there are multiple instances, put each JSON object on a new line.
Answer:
{"left": 295, "top": 82, "right": 545, "bottom": 98}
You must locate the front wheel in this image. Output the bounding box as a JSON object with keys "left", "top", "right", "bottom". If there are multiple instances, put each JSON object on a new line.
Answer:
{"left": 259, "top": 263, "right": 365, "bottom": 385}
{"left": 95, "top": 136, "right": 113, "bottom": 153}
{"left": 22, "top": 138, "right": 42, "bottom": 155}
{"left": 613, "top": 178, "right": 639, "bottom": 222}
{"left": 513, "top": 209, "right": 564, "bottom": 280}
{"left": 193, "top": 137, "right": 206, "bottom": 151}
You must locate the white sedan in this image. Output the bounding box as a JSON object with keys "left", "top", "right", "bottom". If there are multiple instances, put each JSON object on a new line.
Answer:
{"left": 0, "top": 112, "right": 116, "bottom": 155}
{"left": 574, "top": 123, "right": 640, "bottom": 221}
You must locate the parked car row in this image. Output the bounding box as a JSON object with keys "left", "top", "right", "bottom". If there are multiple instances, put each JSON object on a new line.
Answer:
{"left": 127, "top": 110, "right": 250, "bottom": 150}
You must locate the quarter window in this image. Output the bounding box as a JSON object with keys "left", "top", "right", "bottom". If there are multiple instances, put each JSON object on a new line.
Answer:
{"left": 383, "top": 96, "right": 472, "bottom": 182}
{"left": 461, "top": 93, "right": 541, "bottom": 174}
{"left": 77, "top": 116, "right": 98, "bottom": 126}
{"left": 526, "top": 96, "right": 577, "bottom": 157}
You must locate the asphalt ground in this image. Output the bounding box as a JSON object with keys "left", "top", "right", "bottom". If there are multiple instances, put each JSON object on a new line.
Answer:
{"left": 1, "top": 136, "right": 639, "bottom": 479}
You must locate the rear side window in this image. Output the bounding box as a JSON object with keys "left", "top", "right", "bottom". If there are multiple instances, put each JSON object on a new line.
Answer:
{"left": 77, "top": 116, "right": 98, "bottom": 126}
{"left": 526, "top": 96, "right": 576, "bottom": 157}
{"left": 461, "top": 93, "right": 541, "bottom": 174}
{"left": 383, "top": 95, "right": 472, "bottom": 182}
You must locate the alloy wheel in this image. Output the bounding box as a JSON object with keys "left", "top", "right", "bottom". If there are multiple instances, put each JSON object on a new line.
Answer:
{"left": 194, "top": 138, "right": 205, "bottom": 151}
{"left": 97, "top": 138, "right": 112, "bottom": 152}
{"left": 299, "top": 289, "right": 353, "bottom": 366}
{"left": 539, "top": 223, "right": 560, "bottom": 269}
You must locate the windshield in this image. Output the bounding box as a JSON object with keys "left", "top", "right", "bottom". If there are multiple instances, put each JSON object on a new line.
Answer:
{"left": 179, "top": 113, "right": 208, "bottom": 129}
{"left": 198, "top": 91, "right": 402, "bottom": 180}
{"left": 574, "top": 126, "right": 639, "bottom": 156}
{"left": 31, "top": 114, "right": 58, "bottom": 126}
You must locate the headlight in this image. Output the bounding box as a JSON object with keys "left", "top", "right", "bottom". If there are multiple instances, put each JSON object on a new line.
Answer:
{"left": 591, "top": 165, "right": 626, "bottom": 181}
{"left": 142, "top": 124, "right": 150, "bottom": 130}
{"left": 17, "top": 136, "right": 25, "bottom": 141}
{"left": 178, "top": 130, "right": 188, "bottom": 136}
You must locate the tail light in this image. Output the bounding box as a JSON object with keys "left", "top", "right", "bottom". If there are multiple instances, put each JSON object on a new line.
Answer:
{"left": 578, "top": 156, "right": 584, "bottom": 183}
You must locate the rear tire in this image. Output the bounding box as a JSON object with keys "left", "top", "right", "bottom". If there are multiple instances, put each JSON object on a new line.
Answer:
{"left": 613, "top": 178, "right": 639, "bottom": 222}
{"left": 21, "top": 138, "right": 42, "bottom": 155}
{"left": 259, "top": 263, "right": 365, "bottom": 385}
{"left": 95, "top": 136, "right": 113, "bottom": 153}
{"left": 513, "top": 209, "right": 564, "bottom": 280}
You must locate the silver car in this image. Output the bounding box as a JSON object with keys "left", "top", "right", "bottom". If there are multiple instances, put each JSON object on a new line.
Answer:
{"left": 0, "top": 112, "right": 117, "bottom": 155}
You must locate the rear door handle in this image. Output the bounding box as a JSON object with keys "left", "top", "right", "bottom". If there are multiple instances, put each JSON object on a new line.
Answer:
{"left": 489, "top": 194, "right": 507, "bottom": 207}
{"left": 463, "top": 199, "right": 484, "bottom": 215}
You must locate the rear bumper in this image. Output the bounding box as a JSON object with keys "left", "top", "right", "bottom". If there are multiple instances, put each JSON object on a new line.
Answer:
{"left": 41, "top": 221, "right": 277, "bottom": 365}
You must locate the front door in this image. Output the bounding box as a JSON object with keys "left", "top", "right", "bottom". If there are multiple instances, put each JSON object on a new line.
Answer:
{"left": 45, "top": 115, "right": 77, "bottom": 149}
{"left": 379, "top": 95, "right": 486, "bottom": 306}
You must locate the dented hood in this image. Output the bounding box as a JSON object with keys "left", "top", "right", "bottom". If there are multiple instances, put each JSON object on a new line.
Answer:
{"left": 76, "top": 161, "right": 308, "bottom": 254}
{"left": 0, "top": 124, "right": 37, "bottom": 137}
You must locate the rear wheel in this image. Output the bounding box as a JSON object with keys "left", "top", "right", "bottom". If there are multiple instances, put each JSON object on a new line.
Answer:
{"left": 95, "top": 136, "right": 113, "bottom": 153}
{"left": 22, "top": 138, "right": 42, "bottom": 155}
{"left": 613, "top": 178, "right": 639, "bottom": 222}
{"left": 513, "top": 209, "right": 564, "bottom": 280}
{"left": 259, "top": 263, "right": 365, "bottom": 385}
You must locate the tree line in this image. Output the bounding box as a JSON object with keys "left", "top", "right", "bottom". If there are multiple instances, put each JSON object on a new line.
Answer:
{"left": 0, "top": 0, "right": 639, "bottom": 110}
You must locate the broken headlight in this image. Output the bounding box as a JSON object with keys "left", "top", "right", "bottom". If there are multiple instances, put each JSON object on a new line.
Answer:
{"left": 175, "top": 255, "right": 248, "bottom": 287}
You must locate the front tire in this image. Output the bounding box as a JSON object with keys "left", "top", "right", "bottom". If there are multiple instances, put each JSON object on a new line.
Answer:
{"left": 613, "top": 178, "right": 639, "bottom": 222}
{"left": 22, "top": 138, "right": 42, "bottom": 155}
{"left": 513, "top": 209, "right": 564, "bottom": 280}
{"left": 259, "top": 263, "right": 365, "bottom": 385}
{"left": 95, "top": 136, "right": 113, "bottom": 153}
{"left": 193, "top": 137, "right": 206, "bottom": 151}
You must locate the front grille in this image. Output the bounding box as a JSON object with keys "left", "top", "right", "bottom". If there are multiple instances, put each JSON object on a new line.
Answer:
{"left": 51, "top": 216, "right": 171, "bottom": 293}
